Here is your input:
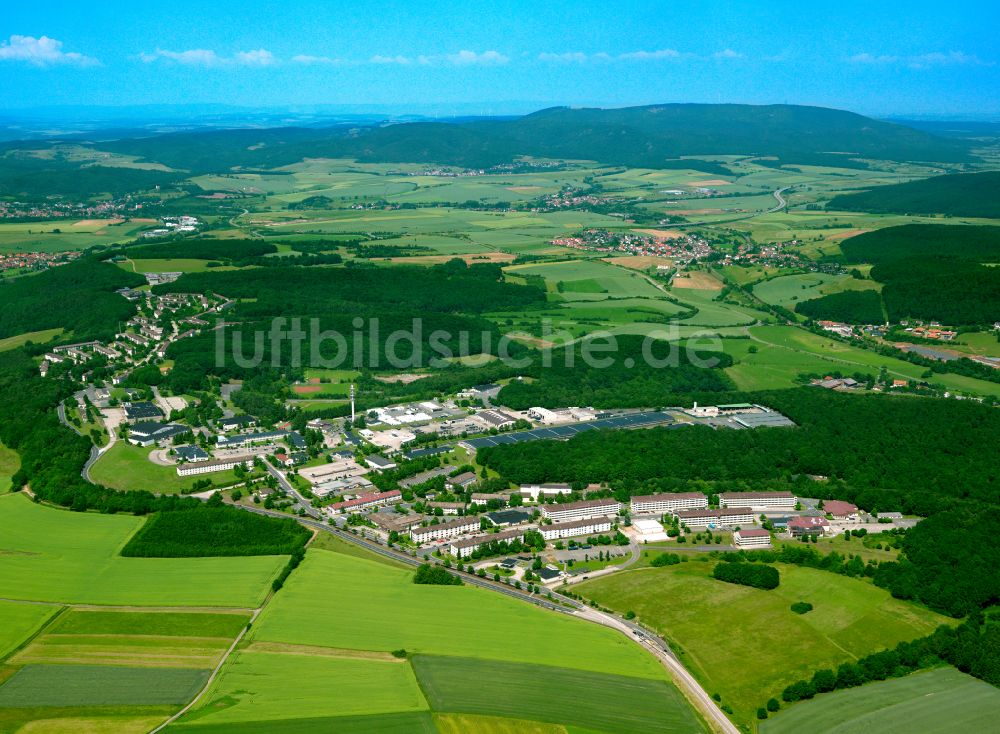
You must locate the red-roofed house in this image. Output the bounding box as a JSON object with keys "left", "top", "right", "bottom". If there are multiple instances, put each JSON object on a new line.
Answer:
{"left": 788, "top": 515, "right": 830, "bottom": 537}
{"left": 733, "top": 528, "right": 772, "bottom": 549}
{"left": 824, "top": 500, "right": 860, "bottom": 521}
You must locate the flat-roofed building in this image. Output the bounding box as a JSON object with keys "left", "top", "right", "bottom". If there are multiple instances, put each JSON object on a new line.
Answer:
{"left": 674, "top": 507, "right": 754, "bottom": 528}
{"left": 631, "top": 491, "right": 708, "bottom": 516}
{"left": 734, "top": 528, "right": 772, "bottom": 548}
{"left": 409, "top": 517, "right": 479, "bottom": 544}
{"left": 540, "top": 517, "right": 613, "bottom": 541}
{"left": 326, "top": 490, "right": 402, "bottom": 515}
{"left": 449, "top": 528, "right": 525, "bottom": 558}
{"left": 718, "top": 491, "right": 795, "bottom": 511}
{"left": 364, "top": 455, "right": 397, "bottom": 472}
{"left": 519, "top": 483, "right": 572, "bottom": 501}
{"left": 541, "top": 498, "right": 621, "bottom": 524}
{"left": 177, "top": 455, "right": 254, "bottom": 477}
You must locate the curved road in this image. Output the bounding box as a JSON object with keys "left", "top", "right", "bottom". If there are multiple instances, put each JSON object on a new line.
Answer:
{"left": 672, "top": 185, "right": 791, "bottom": 228}
{"left": 237, "top": 504, "right": 738, "bottom": 734}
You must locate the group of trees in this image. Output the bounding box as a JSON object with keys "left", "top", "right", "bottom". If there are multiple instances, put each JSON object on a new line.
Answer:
{"left": 828, "top": 171, "right": 1000, "bottom": 219}
{"left": 413, "top": 563, "right": 462, "bottom": 586}
{"left": 796, "top": 289, "right": 885, "bottom": 324}
{"left": 712, "top": 561, "right": 780, "bottom": 590}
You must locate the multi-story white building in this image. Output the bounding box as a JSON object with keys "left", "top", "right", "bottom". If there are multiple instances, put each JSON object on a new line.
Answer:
{"left": 176, "top": 455, "right": 253, "bottom": 477}
{"left": 630, "top": 492, "right": 708, "bottom": 516}
{"left": 540, "top": 517, "right": 613, "bottom": 541}
{"left": 718, "top": 491, "right": 796, "bottom": 511}
{"left": 325, "top": 490, "right": 402, "bottom": 515}
{"left": 519, "top": 483, "right": 573, "bottom": 501}
{"left": 673, "top": 507, "right": 755, "bottom": 528}
{"left": 733, "top": 528, "right": 772, "bottom": 548}
{"left": 541, "top": 498, "right": 621, "bottom": 524}
{"left": 409, "top": 517, "right": 479, "bottom": 544}
{"left": 449, "top": 528, "right": 525, "bottom": 558}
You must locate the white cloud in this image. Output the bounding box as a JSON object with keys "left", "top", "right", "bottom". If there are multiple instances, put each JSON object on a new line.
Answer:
{"left": 140, "top": 48, "right": 277, "bottom": 67}
{"left": 0, "top": 35, "right": 99, "bottom": 67}
{"left": 850, "top": 50, "right": 992, "bottom": 69}
{"left": 446, "top": 49, "right": 508, "bottom": 66}
{"left": 618, "top": 48, "right": 683, "bottom": 61}
{"left": 292, "top": 54, "right": 347, "bottom": 66}
{"left": 713, "top": 48, "right": 743, "bottom": 60}
{"left": 370, "top": 54, "right": 414, "bottom": 65}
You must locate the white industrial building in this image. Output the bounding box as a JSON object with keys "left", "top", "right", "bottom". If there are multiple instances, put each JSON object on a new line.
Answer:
{"left": 541, "top": 498, "right": 621, "bottom": 524}
{"left": 673, "top": 507, "right": 755, "bottom": 528}
{"left": 718, "top": 491, "right": 796, "bottom": 511}
{"left": 540, "top": 517, "right": 613, "bottom": 541}
{"left": 176, "top": 455, "right": 253, "bottom": 477}
{"left": 519, "top": 483, "right": 573, "bottom": 501}
{"left": 632, "top": 518, "right": 669, "bottom": 542}
{"left": 630, "top": 491, "right": 708, "bottom": 516}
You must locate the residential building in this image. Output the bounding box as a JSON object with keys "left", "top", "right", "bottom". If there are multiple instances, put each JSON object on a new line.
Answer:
{"left": 426, "top": 501, "right": 465, "bottom": 515}
{"left": 630, "top": 491, "right": 708, "bottom": 516}
{"left": 673, "top": 507, "right": 755, "bottom": 528}
{"left": 470, "top": 492, "right": 508, "bottom": 507}
{"left": 540, "top": 517, "right": 612, "bottom": 540}
{"left": 449, "top": 528, "right": 525, "bottom": 558}
{"left": 217, "top": 430, "right": 288, "bottom": 449}
{"left": 218, "top": 415, "right": 257, "bottom": 431}
{"left": 176, "top": 455, "right": 253, "bottom": 477}
{"left": 409, "top": 517, "right": 479, "bottom": 544}
{"left": 541, "top": 498, "right": 621, "bottom": 523}
{"left": 734, "top": 528, "right": 772, "bottom": 548}
{"left": 787, "top": 515, "right": 831, "bottom": 537}
{"left": 326, "top": 490, "right": 402, "bottom": 515}
{"left": 718, "top": 491, "right": 796, "bottom": 511}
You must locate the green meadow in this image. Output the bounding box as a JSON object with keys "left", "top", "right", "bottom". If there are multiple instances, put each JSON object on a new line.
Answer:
{"left": 0, "top": 601, "right": 60, "bottom": 660}
{"left": 0, "top": 494, "right": 285, "bottom": 607}
{"left": 0, "top": 328, "right": 64, "bottom": 353}
{"left": 761, "top": 667, "right": 1000, "bottom": 734}
{"left": 250, "top": 549, "right": 662, "bottom": 679}
{"left": 89, "top": 442, "right": 245, "bottom": 494}
{"left": 576, "top": 560, "right": 949, "bottom": 726}
{"left": 0, "top": 220, "right": 151, "bottom": 253}
{"left": 0, "top": 442, "right": 19, "bottom": 493}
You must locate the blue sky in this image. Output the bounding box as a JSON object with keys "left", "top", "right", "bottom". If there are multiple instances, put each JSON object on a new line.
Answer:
{"left": 2, "top": 0, "right": 998, "bottom": 116}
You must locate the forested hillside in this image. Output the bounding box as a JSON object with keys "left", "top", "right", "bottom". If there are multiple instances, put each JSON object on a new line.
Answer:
{"left": 837, "top": 225, "right": 1000, "bottom": 324}
{"left": 97, "top": 103, "right": 969, "bottom": 172}
{"left": 795, "top": 290, "right": 885, "bottom": 324}
{"left": 828, "top": 171, "right": 1000, "bottom": 218}
{"left": 0, "top": 257, "right": 144, "bottom": 341}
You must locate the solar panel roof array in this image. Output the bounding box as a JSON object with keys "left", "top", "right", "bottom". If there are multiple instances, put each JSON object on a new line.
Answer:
{"left": 461, "top": 411, "right": 679, "bottom": 449}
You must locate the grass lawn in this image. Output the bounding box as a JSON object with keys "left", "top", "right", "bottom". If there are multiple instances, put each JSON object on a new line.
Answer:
{"left": 0, "top": 601, "right": 61, "bottom": 660}
{"left": 761, "top": 667, "right": 1000, "bottom": 734}
{"left": 89, "top": 442, "right": 243, "bottom": 494}
{"left": 0, "top": 441, "right": 19, "bottom": 493}
{"left": 0, "top": 328, "right": 64, "bottom": 352}
{"left": 0, "top": 664, "right": 209, "bottom": 707}
{"left": 175, "top": 651, "right": 428, "bottom": 726}
{"left": 575, "top": 561, "right": 950, "bottom": 726}
{"left": 250, "top": 549, "right": 664, "bottom": 679}
{"left": 412, "top": 655, "right": 706, "bottom": 734}
{"left": 0, "top": 494, "right": 285, "bottom": 607}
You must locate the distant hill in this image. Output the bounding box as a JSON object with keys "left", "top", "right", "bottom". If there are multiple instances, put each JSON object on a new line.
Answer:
{"left": 95, "top": 103, "right": 970, "bottom": 174}
{"left": 828, "top": 171, "right": 1000, "bottom": 218}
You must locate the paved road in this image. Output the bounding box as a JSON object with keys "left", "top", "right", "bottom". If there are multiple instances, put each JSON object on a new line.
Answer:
{"left": 260, "top": 458, "right": 323, "bottom": 520}
{"left": 672, "top": 185, "right": 791, "bottom": 228}
{"left": 236, "top": 503, "right": 734, "bottom": 732}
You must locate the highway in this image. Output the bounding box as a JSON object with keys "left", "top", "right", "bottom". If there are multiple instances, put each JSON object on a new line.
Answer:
{"left": 236, "top": 503, "right": 737, "bottom": 733}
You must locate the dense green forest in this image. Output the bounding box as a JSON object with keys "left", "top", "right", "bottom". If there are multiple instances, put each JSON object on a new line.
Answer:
{"left": 0, "top": 256, "right": 144, "bottom": 341}
{"left": 838, "top": 225, "right": 1000, "bottom": 324}
{"left": 157, "top": 259, "right": 542, "bottom": 391}
{"left": 0, "top": 155, "right": 183, "bottom": 200}
{"left": 795, "top": 289, "right": 885, "bottom": 324}
{"left": 121, "top": 507, "right": 310, "bottom": 557}
{"left": 95, "top": 104, "right": 969, "bottom": 172}
{"left": 479, "top": 388, "right": 1000, "bottom": 514}
{"left": 497, "top": 335, "right": 735, "bottom": 409}
{"left": 828, "top": 171, "right": 1000, "bottom": 218}
{"left": 126, "top": 238, "right": 278, "bottom": 261}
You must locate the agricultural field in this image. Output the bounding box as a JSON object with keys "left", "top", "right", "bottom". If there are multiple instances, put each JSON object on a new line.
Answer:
{"left": 169, "top": 545, "right": 704, "bottom": 733}
{"left": 722, "top": 325, "right": 1000, "bottom": 396}
{"left": 0, "top": 494, "right": 285, "bottom": 607}
{"left": 0, "top": 219, "right": 152, "bottom": 253}
{"left": 751, "top": 273, "right": 880, "bottom": 309}
{"left": 0, "top": 442, "right": 19, "bottom": 493}
{"left": 118, "top": 258, "right": 240, "bottom": 274}
{"left": 761, "top": 667, "right": 1000, "bottom": 734}
{"left": 0, "top": 664, "right": 209, "bottom": 707}
{"left": 412, "top": 655, "right": 706, "bottom": 734}
{"left": 575, "top": 560, "right": 950, "bottom": 727}
{"left": 0, "top": 601, "right": 59, "bottom": 660}
{"left": 89, "top": 442, "right": 244, "bottom": 494}
{"left": 0, "top": 328, "right": 64, "bottom": 353}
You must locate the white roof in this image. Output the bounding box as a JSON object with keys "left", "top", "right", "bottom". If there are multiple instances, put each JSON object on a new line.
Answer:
{"left": 633, "top": 518, "right": 665, "bottom": 532}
